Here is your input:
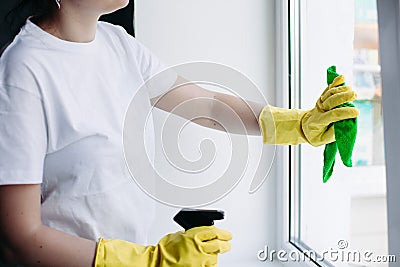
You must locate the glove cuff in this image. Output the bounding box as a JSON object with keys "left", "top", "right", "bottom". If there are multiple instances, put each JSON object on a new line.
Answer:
{"left": 95, "top": 238, "right": 156, "bottom": 267}
{"left": 259, "top": 105, "right": 308, "bottom": 145}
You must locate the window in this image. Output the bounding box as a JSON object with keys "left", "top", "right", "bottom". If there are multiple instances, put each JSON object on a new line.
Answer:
{"left": 276, "top": 1, "right": 389, "bottom": 266}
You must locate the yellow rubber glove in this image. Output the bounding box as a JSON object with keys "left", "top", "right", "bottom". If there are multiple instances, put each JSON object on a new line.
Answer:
{"left": 94, "top": 226, "right": 232, "bottom": 267}
{"left": 259, "top": 75, "right": 359, "bottom": 146}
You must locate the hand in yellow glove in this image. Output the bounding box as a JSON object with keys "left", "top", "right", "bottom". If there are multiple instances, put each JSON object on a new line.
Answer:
{"left": 259, "top": 75, "right": 359, "bottom": 146}
{"left": 95, "top": 226, "right": 232, "bottom": 267}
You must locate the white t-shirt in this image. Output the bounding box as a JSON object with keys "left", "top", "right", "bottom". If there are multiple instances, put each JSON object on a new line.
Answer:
{"left": 0, "top": 20, "right": 175, "bottom": 244}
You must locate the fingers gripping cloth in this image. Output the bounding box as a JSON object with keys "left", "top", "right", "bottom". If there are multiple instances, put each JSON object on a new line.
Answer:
{"left": 323, "top": 66, "right": 358, "bottom": 183}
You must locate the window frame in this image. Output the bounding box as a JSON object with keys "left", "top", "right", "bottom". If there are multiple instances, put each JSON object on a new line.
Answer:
{"left": 276, "top": 1, "right": 399, "bottom": 266}
{"left": 275, "top": 1, "right": 352, "bottom": 266}
{"left": 275, "top": 1, "right": 324, "bottom": 266}
{"left": 274, "top": 1, "right": 317, "bottom": 266}
{"left": 275, "top": 1, "right": 374, "bottom": 266}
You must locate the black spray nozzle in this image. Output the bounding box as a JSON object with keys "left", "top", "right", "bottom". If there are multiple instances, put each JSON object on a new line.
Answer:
{"left": 173, "top": 208, "right": 225, "bottom": 230}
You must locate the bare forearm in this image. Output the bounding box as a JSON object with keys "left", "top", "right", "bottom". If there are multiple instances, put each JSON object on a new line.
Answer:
{"left": 0, "top": 184, "right": 96, "bottom": 267}
{"left": 153, "top": 76, "right": 264, "bottom": 135}
{"left": 3, "top": 228, "right": 96, "bottom": 267}
{"left": 3, "top": 224, "right": 96, "bottom": 266}
{"left": 207, "top": 92, "right": 264, "bottom": 135}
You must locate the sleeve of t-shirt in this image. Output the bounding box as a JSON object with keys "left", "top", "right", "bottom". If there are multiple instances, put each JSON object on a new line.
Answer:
{"left": 0, "top": 84, "right": 47, "bottom": 185}
{"left": 130, "top": 38, "right": 178, "bottom": 99}
{"left": 102, "top": 22, "right": 178, "bottom": 98}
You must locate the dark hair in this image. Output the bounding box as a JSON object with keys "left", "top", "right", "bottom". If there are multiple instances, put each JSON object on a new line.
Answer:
{"left": 1, "top": 0, "right": 56, "bottom": 50}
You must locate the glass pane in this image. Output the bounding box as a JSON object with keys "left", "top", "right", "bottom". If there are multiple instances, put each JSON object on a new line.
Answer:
{"left": 290, "top": 0, "right": 388, "bottom": 266}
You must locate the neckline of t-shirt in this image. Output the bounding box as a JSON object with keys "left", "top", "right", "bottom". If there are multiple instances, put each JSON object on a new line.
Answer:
{"left": 23, "top": 19, "right": 100, "bottom": 51}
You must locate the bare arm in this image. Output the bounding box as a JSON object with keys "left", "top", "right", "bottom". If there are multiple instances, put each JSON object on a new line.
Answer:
{"left": 151, "top": 76, "right": 264, "bottom": 135}
{"left": 0, "top": 184, "right": 96, "bottom": 266}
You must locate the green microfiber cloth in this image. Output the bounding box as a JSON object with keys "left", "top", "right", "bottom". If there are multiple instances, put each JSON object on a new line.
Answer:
{"left": 323, "top": 66, "right": 358, "bottom": 183}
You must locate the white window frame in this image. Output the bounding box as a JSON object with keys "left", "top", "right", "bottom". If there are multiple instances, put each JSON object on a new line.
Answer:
{"left": 274, "top": 1, "right": 360, "bottom": 266}
{"left": 274, "top": 1, "right": 315, "bottom": 266}
{"left": 276, "top": 1, "right": 400, "bottom": 266}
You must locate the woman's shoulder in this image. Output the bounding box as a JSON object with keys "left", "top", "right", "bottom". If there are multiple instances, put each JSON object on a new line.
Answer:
{"left": 96, "top": 21, "right": 143, "bottom": 49}
{"left": 1, "top": 27, "right": 44, "bottom": 69}
{"left": 2, "top": 34, "right": 27, "bottom": 56}
{"left": 97, "top": 21, "right": 130, "bottom": 36}
{"left": 97, "top": 21, "right": 129, "bottom": 41}
{"left": 0, "top": 36, "right": 42, "bottom": 95}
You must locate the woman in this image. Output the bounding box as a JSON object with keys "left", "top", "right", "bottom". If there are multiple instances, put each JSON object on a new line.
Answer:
{"left": 0, "top": 0, "right": 359, "bottom": 266}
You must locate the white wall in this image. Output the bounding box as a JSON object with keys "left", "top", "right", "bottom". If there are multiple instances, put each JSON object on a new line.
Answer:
{"left": 135, "top": 1, "right": 279, "bottom": 265}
